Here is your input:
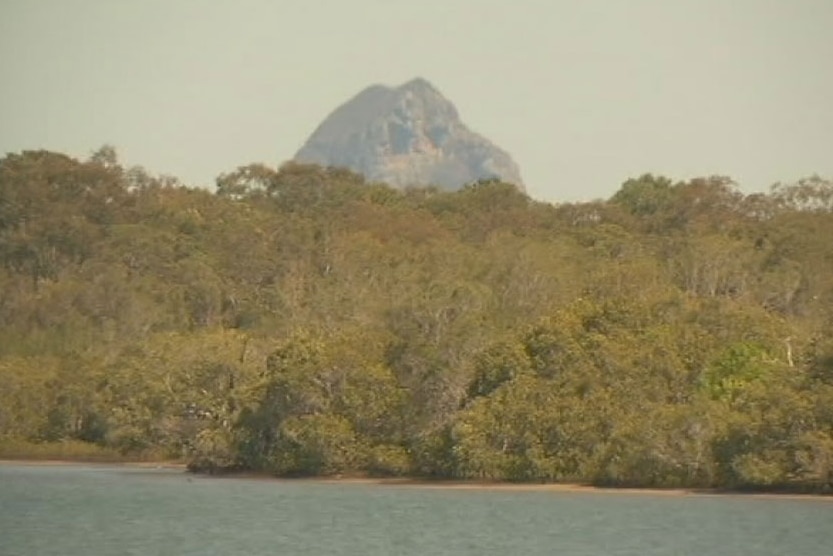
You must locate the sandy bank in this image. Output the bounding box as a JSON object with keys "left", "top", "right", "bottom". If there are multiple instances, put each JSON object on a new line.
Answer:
{"left": 195, "top": 472, "right": 833, "bottom": 501}
{"left": 3, "top": 460, "right": 830, "bottom": 501}
{"left": 0, "top": 459, "right": 187, "bottom": 470}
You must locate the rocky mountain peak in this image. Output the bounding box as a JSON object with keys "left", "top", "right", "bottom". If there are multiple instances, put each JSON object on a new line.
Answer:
{"left": 294, "top": 78, "right": 524, "bottom": 191}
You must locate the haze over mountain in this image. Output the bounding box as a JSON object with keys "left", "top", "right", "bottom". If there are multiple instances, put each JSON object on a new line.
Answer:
{"left": 294, "top": 78, "right": 524, "bottom": 191}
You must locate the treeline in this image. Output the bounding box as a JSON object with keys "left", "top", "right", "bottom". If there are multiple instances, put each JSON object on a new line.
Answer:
{"left": 1, "top": 148, "right": 832, "bottom": 491}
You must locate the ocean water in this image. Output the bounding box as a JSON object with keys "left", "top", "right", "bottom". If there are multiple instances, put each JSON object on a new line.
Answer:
{"left": 1, "top": 464, "right": 831, "bottom": 556}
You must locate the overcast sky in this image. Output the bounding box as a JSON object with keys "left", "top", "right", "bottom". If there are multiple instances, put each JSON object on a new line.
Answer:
{"left": 1, "top": 0, "right": 831, "bottom": 203}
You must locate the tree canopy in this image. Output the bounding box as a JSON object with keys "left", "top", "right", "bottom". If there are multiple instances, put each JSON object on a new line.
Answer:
{"left": 2, "top": 148, "right": 832, "bottom": 491}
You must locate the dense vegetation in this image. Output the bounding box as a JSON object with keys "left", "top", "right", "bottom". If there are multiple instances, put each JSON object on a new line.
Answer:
{"left": 1, "top": 148, "right": 832, "bottom": 491}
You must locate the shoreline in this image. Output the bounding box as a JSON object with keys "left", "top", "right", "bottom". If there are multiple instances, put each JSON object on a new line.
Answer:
{"left": 0, "top": 458, "right": 187, "bottom": 470}
{"left": 226, "top": 475, "right": 833, "bottom": 501}
{"left": 2, "top": 459, "right": 831, "bottom": 501}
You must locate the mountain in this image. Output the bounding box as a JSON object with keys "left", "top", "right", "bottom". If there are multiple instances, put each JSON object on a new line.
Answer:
{"left": 293, "top": 78, "right": 524, "bottom": 191}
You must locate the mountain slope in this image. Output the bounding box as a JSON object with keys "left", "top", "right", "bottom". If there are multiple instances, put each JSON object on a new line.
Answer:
{"left": 294, "top": 78, "right": 524, "bottom": 191}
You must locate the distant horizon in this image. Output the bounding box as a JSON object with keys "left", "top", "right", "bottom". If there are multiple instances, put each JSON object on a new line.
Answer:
{"left": 2, "top": 1, "right": 832, "bottom": 202}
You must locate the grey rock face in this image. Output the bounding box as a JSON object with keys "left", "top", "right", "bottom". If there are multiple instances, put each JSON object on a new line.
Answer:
{"left": 294, "top": 78, "right": 524, "bottom": 191}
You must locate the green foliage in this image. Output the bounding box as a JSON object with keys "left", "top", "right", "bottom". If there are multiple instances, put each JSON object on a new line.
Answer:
{"left": 1, "top": 149, "right": 832, "bottom": 492}
{"left": 611, "top": 173, "right": 676, "bottom": 217}
{"left": 466, "top": 340, "right": 532, "bottom": 400}
{"left": 703, "top": 342, "right": 774, "bottom": 402}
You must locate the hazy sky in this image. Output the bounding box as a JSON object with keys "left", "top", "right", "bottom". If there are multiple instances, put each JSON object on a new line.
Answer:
{"left": 2, "top": 0, "right": 831, "bottom": 202}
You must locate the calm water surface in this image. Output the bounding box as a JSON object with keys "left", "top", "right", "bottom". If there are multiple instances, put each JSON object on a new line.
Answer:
{"left": 1, "top": 464, "right": 831, "bottom": 555}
